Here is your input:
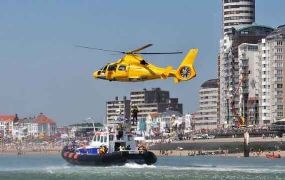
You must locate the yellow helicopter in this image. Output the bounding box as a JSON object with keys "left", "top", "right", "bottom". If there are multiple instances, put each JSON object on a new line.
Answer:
{"left": 77, "top": 44, "right": 198, "bottom": 83}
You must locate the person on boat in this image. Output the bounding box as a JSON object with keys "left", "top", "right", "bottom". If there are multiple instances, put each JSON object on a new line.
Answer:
{"left": 138, "top": 144, "right": 147, "bottom": 152}
{"left": 99, "top": 145, "right": 108, "bottom": 155}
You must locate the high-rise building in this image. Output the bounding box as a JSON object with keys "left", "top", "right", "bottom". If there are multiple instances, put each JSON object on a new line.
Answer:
{"left": 219, "top": 25, "right": 274, "bottom": 126}
{"left": 130, "top": 88, "right": 183, "bottom": 119}
{"left": 194, "top": 79, "right": 219, "bottom": 130}
{"left": 106, "top": 96, "right": 130, "bottom": 123}
{"left": 238, "top": 43, "right": 260, "bottom": 125}
{"left": 258, "top": 25, "right": 285, "bottom": 124}
{"left": 222, "top": 0, "right": 255, "bottom": 34}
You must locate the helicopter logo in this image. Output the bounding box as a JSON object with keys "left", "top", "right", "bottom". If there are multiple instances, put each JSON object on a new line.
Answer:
{"left": 77, "top": 44, "right": 198, "bottom": 83}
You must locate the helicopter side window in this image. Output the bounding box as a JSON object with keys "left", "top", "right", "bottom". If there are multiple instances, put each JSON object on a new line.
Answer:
{"left": 107, "top": 64, "right": 117, "bottom": 71}
{"left": 102, "top": 65, "right": 108, "bottom": 72}
{"left": 118, "top": 65, "right": 126, "bottom": 71}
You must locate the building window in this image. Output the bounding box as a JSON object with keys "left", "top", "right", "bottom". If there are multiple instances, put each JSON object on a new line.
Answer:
{"left": 277, "top": 41, "right": 283, "bottom": 46}
{"left": 277, "top": 55, "right": 283, "bottom": 60}
{"left": 277, "top": 48, "right": 283, "bottom": 53}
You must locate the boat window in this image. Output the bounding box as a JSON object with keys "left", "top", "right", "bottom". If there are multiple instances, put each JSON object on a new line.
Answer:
{"left": 109, "top": 135, "right": 114, "bottom": 141}
{"left": 107, "top": 64, "right": 117, "bottom": 71}
{"left": 127, "top": 135, "right": 133, "bottom": 141}
{"left": 118, "top": 65, "right": 126, "bottom": 71}
{"left": 96, "top": 135, "right": 100, "bottom": 142}
{"left": 100, "top": 136, "right": 104, "bottom": 143}
{"left": 104, "top": 136, "right": 107, "bottom": 142}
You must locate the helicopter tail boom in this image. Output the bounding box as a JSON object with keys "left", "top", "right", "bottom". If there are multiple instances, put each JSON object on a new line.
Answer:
{"left": 161, "top": 66, "right": 173, "bottom": 79}
{"left": 174, "top": 48, "right": 198, "bottom": 83}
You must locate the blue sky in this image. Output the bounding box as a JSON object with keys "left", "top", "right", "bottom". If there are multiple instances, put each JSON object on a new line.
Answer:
{"left": 0, "top": 0, "right": 284, "bottom": 125}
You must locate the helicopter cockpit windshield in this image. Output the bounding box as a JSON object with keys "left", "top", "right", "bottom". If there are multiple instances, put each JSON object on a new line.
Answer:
{"left": 102, "top": 65, "right": 108, "bottom": 71}
{"left": 107, "top": 64, "right": 117, "bottom": 71}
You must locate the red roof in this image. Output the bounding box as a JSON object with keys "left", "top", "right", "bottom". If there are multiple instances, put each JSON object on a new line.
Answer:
{"left": 0, "top": 115, "right": 16, "bottom": 122}
{"left": 33, "top": 113, "right": 56, "bottom": 124}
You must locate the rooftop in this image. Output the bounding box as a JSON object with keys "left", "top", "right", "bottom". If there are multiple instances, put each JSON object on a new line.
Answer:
{"left": 0, "top": 115, "right": 16, "bottom": 122}
{"left": 236, "top": 24, "right": 274, "bottom": 32}
{"left": 33, "top": 113, "right": 56, "bottom": 124}
{"left": 201, "top": 79, "right": 218, "bottom": 89}
{"left": 266, "top": 25, "right": 285, "bottom": 39}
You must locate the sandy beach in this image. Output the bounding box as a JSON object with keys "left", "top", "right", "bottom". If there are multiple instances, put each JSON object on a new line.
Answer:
{"left": 151, "top": 149, "right": 285, "bottom": 158}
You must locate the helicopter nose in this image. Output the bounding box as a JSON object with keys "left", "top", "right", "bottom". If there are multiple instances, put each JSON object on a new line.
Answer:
{"left": 92, "top": 71, "right": 98, "bottom": 78}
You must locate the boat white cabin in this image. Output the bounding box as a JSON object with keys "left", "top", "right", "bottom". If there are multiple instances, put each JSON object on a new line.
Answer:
{"left": 75, "top": 121, "right": 137, "bottom": 155}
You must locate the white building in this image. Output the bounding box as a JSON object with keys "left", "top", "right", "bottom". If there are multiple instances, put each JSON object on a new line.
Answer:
{"left": 258, "top": 25, "right": 285, "bottom": 124}
{"left": 143, "top": 110, "right": 183, "bottom": 138}
{"left": 219, "top": 25, "right": 274, "bottom": 126}
{"left": 33, "top": 113, "right": 57, "bottom": 137}
{"left": 14, "top": 117, "right": 39, "bottom": 139}
{"left": 0, "top": 115, "right": 16, "bottom": 138}
{"left": 106, "top": 96, "right": 130, "bottom": 123}
{"left": 238, "top": 43, "right": 259, "bottom": 125}
{"left": 222, "top": 0, "right": 255, "bottom": 34}
{"left": 184, "top": 113, "right": 192, "bottom": 133}
{"left": 194, "top": 79, "right": 219, "bottom": 130}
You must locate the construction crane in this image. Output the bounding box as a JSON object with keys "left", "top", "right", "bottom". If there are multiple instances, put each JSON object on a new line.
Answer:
{"left": 230, "top": 75, "right": 245, "bottom": 127}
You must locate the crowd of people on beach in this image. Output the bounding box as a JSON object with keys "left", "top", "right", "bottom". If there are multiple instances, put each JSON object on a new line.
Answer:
{"left": 0, "top": 136, "right": 92, "bottom": 155}
{"left": 192, "top": 126, "right": 281, "bottom": 138}
{"left": 0, "top": 137, "right": 65, "bottom": 155}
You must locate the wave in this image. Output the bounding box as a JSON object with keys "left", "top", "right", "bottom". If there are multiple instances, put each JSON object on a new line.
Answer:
{"left": 123, "top": 163, "right": 156, "bottom": 169}
{"left": 2, "top": 164, "right": 285, "bottom": 175}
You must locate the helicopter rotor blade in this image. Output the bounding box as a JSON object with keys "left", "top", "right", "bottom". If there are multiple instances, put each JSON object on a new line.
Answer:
{"left": 76, "top": 44, "right": 182, "bottom": 55}
{"left": 129, "top": 44, "right": 153, "bottom": 53}
{"left": 135, "top": 52, "right": 183, "bottom": 55}
{"left": 75, "top": 45, "right": 125, "bottom": 54}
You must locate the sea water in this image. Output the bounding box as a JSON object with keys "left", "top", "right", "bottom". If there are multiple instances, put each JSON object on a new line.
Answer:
{"left": 0, "top": 154, "right": 285, "bottom": 180}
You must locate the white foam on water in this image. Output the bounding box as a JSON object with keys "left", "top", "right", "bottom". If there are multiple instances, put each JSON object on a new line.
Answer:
{"left": 123, "top": 163, "right": 156, "bottom": 169}
{"left": 0, "top": 163, "right": 72, "bottom": 173}
{"left": 44, "top": 164, "right": 73, "bottom": 174}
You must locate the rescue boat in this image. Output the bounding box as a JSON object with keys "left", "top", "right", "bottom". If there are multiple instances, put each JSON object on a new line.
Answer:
{"left": 61, "top": 121, "right": 157, "bottom": 166}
